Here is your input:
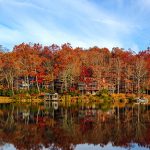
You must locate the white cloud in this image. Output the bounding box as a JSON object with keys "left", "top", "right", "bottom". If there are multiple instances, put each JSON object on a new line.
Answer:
{"left": 0, "top": 0, "right": 146, "bottom": 51}
{"left": 0, "top": 24, "right": 21, "bottom": 42}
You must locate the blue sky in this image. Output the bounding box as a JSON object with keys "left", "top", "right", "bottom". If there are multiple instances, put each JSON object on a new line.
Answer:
{"left": 0, "top": 0, "right": 150, "bottom": 51}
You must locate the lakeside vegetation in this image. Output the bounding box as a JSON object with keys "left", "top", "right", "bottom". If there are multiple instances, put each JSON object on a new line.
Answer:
{"left": 0, "top": 43, "right": 149, "bottom": 97}
{"left": 0, "top": 90, "right": 150, "bottom": 106}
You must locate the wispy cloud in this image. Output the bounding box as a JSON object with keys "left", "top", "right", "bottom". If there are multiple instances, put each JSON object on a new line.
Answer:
{"left": 0, "top": 0, "right": 150, "bottom": 51}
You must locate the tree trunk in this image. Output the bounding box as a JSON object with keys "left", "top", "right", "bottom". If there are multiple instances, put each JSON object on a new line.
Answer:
{"left": 26, "top": 75, "right": 30, "bottom": 91}
{"left": 117, "top": 76, "right": 120, "bottom": 94}
{"left": 51, "top": 73, "right": 54, "bottom": 92}
{"left": 137, "top": 78, "right": 140, "bottom": 96}
{"left": 36, "top": 75, "right": 40, "bottom": 93}
{"left": 16, "top": 76, "right": 19, "bottom": 91}
{"left": 11, "top": 79, "right": 14, "bottom": 96}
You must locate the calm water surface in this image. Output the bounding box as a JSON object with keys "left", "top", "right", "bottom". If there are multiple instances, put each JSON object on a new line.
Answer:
{"left": 0, "top": 101, "right": 150, "bottom": 150}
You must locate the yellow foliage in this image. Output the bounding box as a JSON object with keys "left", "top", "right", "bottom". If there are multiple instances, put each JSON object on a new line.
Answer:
{"left": 111, "top": 94, "right": 129, "bottom": 108}
{"left": 125, "top": 93, "right": 136, "bottom": 99}
{"left": 0, "top": 96, "right": 43, "bottom": 104}
{"left": 144, "top": 95, "right": 150, "bottom": 102}
{"left": 111, "top": 93, "right": 126, "bottom": 101}
{"left": 0, "top": 97, "right": 12, "bottom": 103}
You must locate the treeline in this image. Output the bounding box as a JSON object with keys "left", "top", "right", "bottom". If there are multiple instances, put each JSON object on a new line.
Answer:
{"left": 0, "top": 43, "right": 149, "bottom": 95}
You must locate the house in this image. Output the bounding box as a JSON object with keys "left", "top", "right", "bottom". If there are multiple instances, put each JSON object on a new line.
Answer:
{"left": 54, "top": 79, "right": 64, "bottom": 93}
{"left": 78, "top": 77, "right": 99, "bottom": 95}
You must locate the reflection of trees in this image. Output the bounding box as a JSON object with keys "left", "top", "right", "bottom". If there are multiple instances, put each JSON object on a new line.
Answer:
{"left": 4, "top": 104, "right": 16, "bottom": 132}
{"left": 1, "top": 124, "right": 76, "bottom": 150}
{"left": 113, "top": 118, "right": 122, "bottom": 145}
{"left": 1, "top": 102, "right": 150, "bottom": 149}
{"left": 134, "top": 121, "right": 146, "bottom": 143}
{"left": 133, "top": 104, "right": 147, "bottom": 144}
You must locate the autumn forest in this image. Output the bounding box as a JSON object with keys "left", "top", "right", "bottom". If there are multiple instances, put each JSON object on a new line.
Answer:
{"left": 0, "top": 43, "right": 150, "bottom": 96}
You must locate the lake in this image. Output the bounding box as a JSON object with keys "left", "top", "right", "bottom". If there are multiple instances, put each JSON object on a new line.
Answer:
{"left": 0, "top": 100, "right": 150, "bottom": 150}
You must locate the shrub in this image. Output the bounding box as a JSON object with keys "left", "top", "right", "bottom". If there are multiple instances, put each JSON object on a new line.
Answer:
{"left": 96, "top": 89, "right": 109, "bottom": 96}
{"left": 8, "top": 90, "right": 13, "bottom": 96}
{"left": 1, "top": 89, "right": 14, "bottom": 97}
{"left": 111, "top": 93, "right": 127, "bottom": 102}
{"left": 28, "top": 88, "right": 39, "bottom": 95}
{"left": 126, "top": 93, "right": 136, "bottom": 102}
{"left": 96, "top": 89, "right": 112, "bottom": 101}
{"left": 0, "top": 89, "right": 4, "bottom": 96}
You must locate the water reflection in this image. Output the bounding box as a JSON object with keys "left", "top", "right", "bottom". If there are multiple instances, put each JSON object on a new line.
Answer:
{"left": 0, "top": 101, "right": 150, "bottom": 150}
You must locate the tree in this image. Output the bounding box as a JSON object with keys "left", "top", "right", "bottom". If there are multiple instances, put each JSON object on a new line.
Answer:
{"left": 13, "top": 43, "right": 42, "bottom": 93}
{"left": 111, "top": 47, "right": 125, "bottom": 93}
{"left": 0, "top": 52, "right": 19, "bottom": 95}
{"left": 133, "top": 56, "right": 147, "bottom": 95}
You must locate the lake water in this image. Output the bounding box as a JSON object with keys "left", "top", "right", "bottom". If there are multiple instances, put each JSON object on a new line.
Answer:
{"left": 0, "top": 101, "right": 150, "bottom": 150}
